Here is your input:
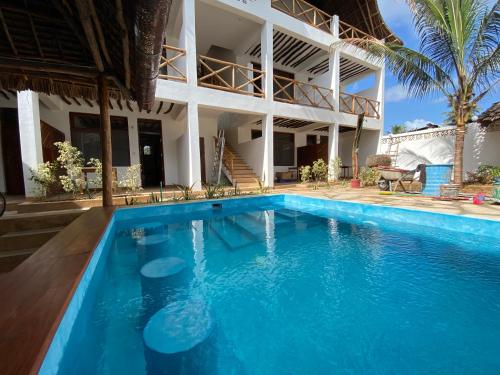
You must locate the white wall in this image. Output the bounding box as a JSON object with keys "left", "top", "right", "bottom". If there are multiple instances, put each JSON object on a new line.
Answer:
{"left": 379, "top": 124, "right": 500, "bottom": 176}
{"left": 339, "top": 128, "right": 381, "bottom": 168}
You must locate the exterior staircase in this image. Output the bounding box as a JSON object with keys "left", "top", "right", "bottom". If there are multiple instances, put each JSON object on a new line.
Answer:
{"left": 0, "top": 207, "right": 86, "bottom": 273}
{"left": 221, "top": 143, "right": 260, "bottom": 188}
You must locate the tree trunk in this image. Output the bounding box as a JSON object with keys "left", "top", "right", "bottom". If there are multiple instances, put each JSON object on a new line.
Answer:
{"left": 453, "top": 124, "right": 466, "bottom": 186}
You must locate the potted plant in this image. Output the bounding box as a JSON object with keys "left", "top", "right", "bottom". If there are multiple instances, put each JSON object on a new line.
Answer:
{"left": 351, "top": 114, "right": 364, "bottom": 188}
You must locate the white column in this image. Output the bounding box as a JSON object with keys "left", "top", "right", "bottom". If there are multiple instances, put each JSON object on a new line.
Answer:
{"left": 181, "top": 0, "right": 197, "bottom": 86}
{"left": 328, "top": 47, "right": 340, "bottom": 112}
{"left": 261, "top": 21, "right": 274, "bottom": 187}
{"left": 328, "top": 122, "right": 339, "bottom": 180}
{"left": 262, "top": 114, "right": 274, "bottom": 187}
{"left": 331, "top": 15, "right": 339, "bottom": 39}
{"left": 18, "top": 90, "right": 43, "bottom": 197}
{"left": 187, "top": 103, "right": 202, "bottom": 190}
{"left": 375, "top": 65, "right": 385, "bottom": 121}
{"left": 261, "top": 21, "right": 273, "bottom": 101}
{"left": 128, "top": 116, "right": 141, "bottom": 166}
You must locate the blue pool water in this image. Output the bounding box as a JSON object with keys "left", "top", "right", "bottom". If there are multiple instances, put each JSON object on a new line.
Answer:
{"left": 43, "top": 196, "right": 500, "bottom": 374}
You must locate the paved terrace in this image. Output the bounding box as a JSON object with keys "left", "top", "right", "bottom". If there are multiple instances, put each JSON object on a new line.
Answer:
{"left": 274, "top": 185, "right": 500, "bottom": 221}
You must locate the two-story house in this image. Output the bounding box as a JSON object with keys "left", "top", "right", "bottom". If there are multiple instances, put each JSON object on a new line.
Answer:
{"left": 0, "top": 0, "right": 398, "bottom": 197}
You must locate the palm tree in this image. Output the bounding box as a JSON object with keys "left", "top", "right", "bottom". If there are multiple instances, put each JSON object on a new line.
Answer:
{"left": 343, "top": 0, "right": 499, "bottom": 185}
{"left": 390, "top": 124, "right": 408, "bottom": 134}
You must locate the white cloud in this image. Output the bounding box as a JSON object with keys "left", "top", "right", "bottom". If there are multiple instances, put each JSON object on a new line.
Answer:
{"left": 404, "top": 118, "right": 431, "bottom": 130}
{"left": 385, "top": 84, "right": 409, "bottom": 102}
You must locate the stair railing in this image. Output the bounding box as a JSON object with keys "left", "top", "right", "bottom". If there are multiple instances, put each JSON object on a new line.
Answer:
{"left": 212, "top": 129, "right": 225, "bottom": 184}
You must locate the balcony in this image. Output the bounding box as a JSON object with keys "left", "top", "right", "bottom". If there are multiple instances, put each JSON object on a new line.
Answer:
{"left": 338, "top": 20, "right": 378, "bottom": 42}
{"left": 198, "top": 56, "right": 265, "bottom": 97}
{"left": 271, "top": 0, "right": 332, "bottom": 33}
{"left": 159, "top": 45, "right": 187, "bottom": 82}
{"left": 339, "top": 92, "right": 380, "bottom": 119}
{"left": 273, "top": 75, "right": 333, "bottom": 110}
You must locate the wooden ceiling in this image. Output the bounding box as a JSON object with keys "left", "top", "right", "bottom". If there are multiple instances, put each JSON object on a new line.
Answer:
{"left": 0, "top": 0, "right": 171, "bottom": 110}
{"left": 247, "top": 30, "right": 325, "bottom": 71}
{"left": 308, "top": 57, "right": 371, "bottom": 82}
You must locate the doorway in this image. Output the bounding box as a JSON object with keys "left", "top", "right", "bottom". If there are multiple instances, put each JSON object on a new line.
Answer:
{"left": 1, "top": 109, "right": 25, "bottom": 195}
{"left": 138, "top": 119, "right": 164, "bottom": 187}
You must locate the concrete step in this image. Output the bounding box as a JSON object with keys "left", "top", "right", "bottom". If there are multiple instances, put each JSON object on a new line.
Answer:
{"left": 0, "top": 208, "right": 87, "bottom": 235}
{"left": 0, "top": 227, "right": 63, "bottom": 252}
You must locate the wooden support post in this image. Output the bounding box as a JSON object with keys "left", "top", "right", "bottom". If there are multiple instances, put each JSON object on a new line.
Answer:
{"left": 99, "top": 75, "right": 113, "bottom": 206}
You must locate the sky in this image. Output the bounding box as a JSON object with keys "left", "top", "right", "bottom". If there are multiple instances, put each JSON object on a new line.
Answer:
{"left": 376, "top": 0, "right": 498, "bottom": 133}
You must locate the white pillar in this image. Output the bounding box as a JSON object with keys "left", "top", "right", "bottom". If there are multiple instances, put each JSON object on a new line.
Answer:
{"left": 261, "top": 21, "right": 273, "bottom": 100}
{"left": 128, "top": 117, "right": 141, "bottom": 166}
{"left": 328, "top": 122, "right": 339, "bottom": 180}
{"left": 181, "top": 0, "right": 197, "bottom": 86}
{"left": 328, "top": 47, "right": 340, "bottom": 112}
{"left": 261, "top": 20, "right": 274, "bottom": 187}
{"left": 262, "top": 114, "right": 274, "bottom": 187}
{"left": 187, "top": 103, "right": 202, "bottom": 190}
{"left": 375, "top": 65, "right": 385, "bottom": 120}
{"left": 331, "top": 15, "right": 339, "bottom": 39}
{"left": 18, "top": 90, "right": 43, "bottom": 197}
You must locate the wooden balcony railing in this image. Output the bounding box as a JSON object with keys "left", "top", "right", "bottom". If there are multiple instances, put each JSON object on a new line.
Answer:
{"left": 339, "top": 20, "right": 378, "bottom": 42}
{"left": 159, "top": 45, "right": 187, "bottom": 82}
{"left": 271, "top": 0, "right": 332, "bottom": 33}
{"left": 198, "top": 56, "right": 265, "bottom": 97}
{"left": 339, "top": 92, "right": 380, "bottom": 118}
{"left": 273, "top": 75, "right": 333, "bottom": 110}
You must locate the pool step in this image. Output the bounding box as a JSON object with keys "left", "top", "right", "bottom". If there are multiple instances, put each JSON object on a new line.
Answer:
{"left": 0, "top": 227, "right": 64, "bottom": 252}
{"left": 0, "top": 208, "right": 86, "bottom": 273}
{"left": 0, "top": 248, "right": 37, "bottom": 273}
{"left": 208, "top": 217, "right": 259, "bottom": 250}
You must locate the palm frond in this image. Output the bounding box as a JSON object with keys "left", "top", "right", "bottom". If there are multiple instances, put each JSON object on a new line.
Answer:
{"left": 468, "top": 1, "right": 500, "bottom": 68}
{"left": 338, "top": 38, "right": 454, "bottom": 98}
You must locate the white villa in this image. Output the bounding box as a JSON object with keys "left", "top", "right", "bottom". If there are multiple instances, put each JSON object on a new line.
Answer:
{"left": 0, "top": 0, "right": 398, "bottom": 197}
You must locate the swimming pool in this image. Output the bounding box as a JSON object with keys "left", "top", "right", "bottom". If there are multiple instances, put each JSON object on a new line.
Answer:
{"left": 41, "top": 195, "right": 500, "bottom": 374}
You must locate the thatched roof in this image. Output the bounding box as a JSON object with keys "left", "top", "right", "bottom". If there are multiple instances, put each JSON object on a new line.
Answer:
{"left": 0, "top": 0, "right": 171, "bottom": 110}
{"left": 477, "top": 102, "right": 500, "bottom": 127}
{"left": 311, "top": 0, "right": 402, "bottom": 44}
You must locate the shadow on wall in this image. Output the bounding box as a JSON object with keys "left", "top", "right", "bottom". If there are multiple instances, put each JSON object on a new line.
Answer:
{"left": 396, "top": 138, "right": 454, "bottom": 169}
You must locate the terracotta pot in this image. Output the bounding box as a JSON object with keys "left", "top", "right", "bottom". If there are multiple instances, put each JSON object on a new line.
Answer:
{"left": 351, "top": 179, "right": 361, "bottom": 188}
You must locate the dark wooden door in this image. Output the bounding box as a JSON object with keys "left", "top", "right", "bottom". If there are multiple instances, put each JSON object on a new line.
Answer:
{"left": 41, "top": 121, "right": 65, "bottom": 162}
{"left": 297, "top": 143, "right": 328, "bottom": 169}
{"left": 199, "top": 137, "right": 206, "bottom": 184}
{"left": 1, "top": 109, "right": 25, "bottom": 194}
{"left": 138, "top": 119, "right": 164, "bottom": 187}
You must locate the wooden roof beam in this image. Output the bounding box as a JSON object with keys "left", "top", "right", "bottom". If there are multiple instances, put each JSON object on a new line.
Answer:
{"left": 74, "top": 0, "right": 104, "bottom": 72}
{"left": 0, "top": 9, "right": 17, "bottom": 56}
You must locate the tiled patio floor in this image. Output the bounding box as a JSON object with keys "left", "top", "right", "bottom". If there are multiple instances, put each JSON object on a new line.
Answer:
{"left": 273, "top": 185, "right": 500, "bottom": 221}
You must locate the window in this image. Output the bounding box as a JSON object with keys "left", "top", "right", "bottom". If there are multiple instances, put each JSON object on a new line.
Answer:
{"left": 70, "top": 113, "right": 130, "bottom": 166}
{"left": 251, "top": 129, "right": 262, "bottom": 139}
{"left": 320, "top": 135, "right": 329, "bottom": 144}
{"left": 274, "top": 132, "right": 294, "bottom": 166}
{"left": 306, "top": 134, "right": 317, "bottom": 145}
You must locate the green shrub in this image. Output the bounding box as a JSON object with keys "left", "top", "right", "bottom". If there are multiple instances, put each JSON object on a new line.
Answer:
{"left": 203, "top": 183, "right": 224, "bottom": 199}
{"left": 359, "top": 167, "right": 380, "bottom": 187}
{"left": 299, "top": 165, "right": 312, "bottom": 183}
{"left": 54, "top": 141, "right": 84, "bottom": 196}
{"left": 312, "top": 159, "right": 328, "bottom": 182}
{"left": 120, "top": 164, "right": 142, "bottom": 193}
{"left": 329, "top": 157, "right": 342, "bottom": 180}
{"left": 469, "top": 165, "right": 500, "bottom": 184}
{"left": 30, "top": 162, "right": 57, "bottom": 198}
